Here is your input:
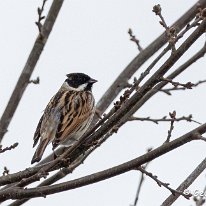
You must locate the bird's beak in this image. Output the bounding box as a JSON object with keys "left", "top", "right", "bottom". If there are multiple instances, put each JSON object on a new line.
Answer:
{"left": 88, "top": 78, "right": 98, "bottom": 84}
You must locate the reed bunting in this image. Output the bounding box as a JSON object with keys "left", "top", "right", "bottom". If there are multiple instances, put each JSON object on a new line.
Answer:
{"left": 31, "top": 73, "right": 97, "bottom": 164}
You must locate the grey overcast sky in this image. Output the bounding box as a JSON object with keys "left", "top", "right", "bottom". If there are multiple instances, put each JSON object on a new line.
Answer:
{"left": 0, "top": 0, "right": 206, "bottom": 205}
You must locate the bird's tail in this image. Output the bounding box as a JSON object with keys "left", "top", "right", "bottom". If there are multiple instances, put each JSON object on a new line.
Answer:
{"left": 31, "top": 138, "right": 50, "bottom": 164}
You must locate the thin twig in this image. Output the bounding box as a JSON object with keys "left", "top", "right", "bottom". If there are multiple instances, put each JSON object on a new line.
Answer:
{"left": 2, "top": 167, "right": 9, "bottom": 176}
{"left": 137, "top": 167, "right": 191, "bottom": 199}
{"left": 131, "top": 148, "right": 152, "bottom": 206}
{"left": 35, "top": 0, "right": 47, "bottom": 36}
{"left": 165, "top": 111, "right": 176, "bottom": 143}
{"left": 128, "top": 28, "right": 143, "bottom": 52}
{"left": 0, "top": 143, "right": 18, "bottom": 154}
{"left": 131, "top": 164, "right": 149, "bottom": 206}
{"left": 160, "top": 79, "right": 206, "bottom": 95}
{"left": 152, "top": 4, "right": 177, "bottom": 52}
{"left": 161, "top": 77, "right": 194, "bottom": 89}
{"left": 28, "top": 77, "right": 40, "bottom": 85}
{"left": 129, "top": 114, "right": 200, "bottom": 125}
{"left": 132, "top": 14, "right": 203, "bottom": 91}
{"left": 152, "top": 4, "right": 169, "bottom": 30}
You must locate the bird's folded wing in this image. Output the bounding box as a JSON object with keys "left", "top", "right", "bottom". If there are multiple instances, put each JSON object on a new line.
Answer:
{"left": 54, "top": 101, "right": 92, "bottom": 144}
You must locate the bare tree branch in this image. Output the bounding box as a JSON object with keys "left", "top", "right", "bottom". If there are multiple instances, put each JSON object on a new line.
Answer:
{"left": 0, "top": 123, "right": 206, "bottom": 201}
{"left": 35, "top": 0, "right": 47, "bottom": 36}
{"left": 2, "top": 167, "right": 9, "bottom": 176}
{"left": 0, "top": 143, "right": 18, "bottom": 154}
{"left": 94, "top": 0, "right": 206, "bottom": 124}
{"left": 28, "top": 77, "right": 40, "bottom": 85}
{"left": 137, "top": 166, "right": 190, "bottom": 199}
{"left": 152, "top": 4, "right": 177, "bottom": 52}
{"left": 131, "top": 148, "right": 152, "bottom": 206}
{"left": 0, "top": 0, "right": 64, "bottom": 143}
{"left": 161, "top": 157, "right": 206, "bottom": 206}
{"left": 2, "top": 123, "right": 206, "bottom": 201}
{"left": 161, "top": 77, "right": 194, "bottom": 89}
{"left": 165, "top": 111, "right": 176, "bottom": 143}
{"left": 129, "top": 114, "right": 200, "bottom": 124}
{"left": 128, "top": 28, "right": 143, "bottom": 52}
{"left": 160, "top": 79, "right": 206, "bottom": 95}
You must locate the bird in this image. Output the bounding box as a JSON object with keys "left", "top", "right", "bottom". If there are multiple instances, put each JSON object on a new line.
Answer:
{"left": 31, "top": 73, "right": 97, "bottom": 164}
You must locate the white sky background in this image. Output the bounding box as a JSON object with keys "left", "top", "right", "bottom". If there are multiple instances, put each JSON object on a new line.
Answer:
{"left": 0, "top": 0, "right": 206, "bottom": 205}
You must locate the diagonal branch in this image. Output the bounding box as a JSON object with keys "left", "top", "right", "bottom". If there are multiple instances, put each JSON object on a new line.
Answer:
{"left": 137, "top": 167, "right": 190, "bottom": 199}
{"left": 131, "top": 148, "right": 152, "bottom": 206}
{"left": 94, "top": 0, "right": 206, "bottom": 124}
{"left": 161, "top": 157, "right": 206, "bottom": 206}
{"left": 116, "top": 39, "right": 206, "bottom": 133}
{"left": 87, "top": 18, "right": 206, "bottom": 151}
{"left": 0, "top": 0, "right": 64, "bottom": 143}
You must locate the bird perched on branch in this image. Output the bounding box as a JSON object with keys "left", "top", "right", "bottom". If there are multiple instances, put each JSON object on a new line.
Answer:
{"left": 31, "top": 73, "right": 97, "bottom": 164}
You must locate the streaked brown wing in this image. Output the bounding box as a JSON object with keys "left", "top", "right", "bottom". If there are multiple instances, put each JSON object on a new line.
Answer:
{"left": 33, "top": 114, "right": 44, "bottom": 148}
{"left": 32, "top": 92, "right": 62, "bottom": 148}
{"left": 53, "top": 92, "right": 93, "bottom": 146}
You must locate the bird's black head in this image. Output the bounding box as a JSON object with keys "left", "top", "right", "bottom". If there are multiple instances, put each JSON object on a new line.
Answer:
{"left": 65, "top": 73, "right": 97, "bottom": 91}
